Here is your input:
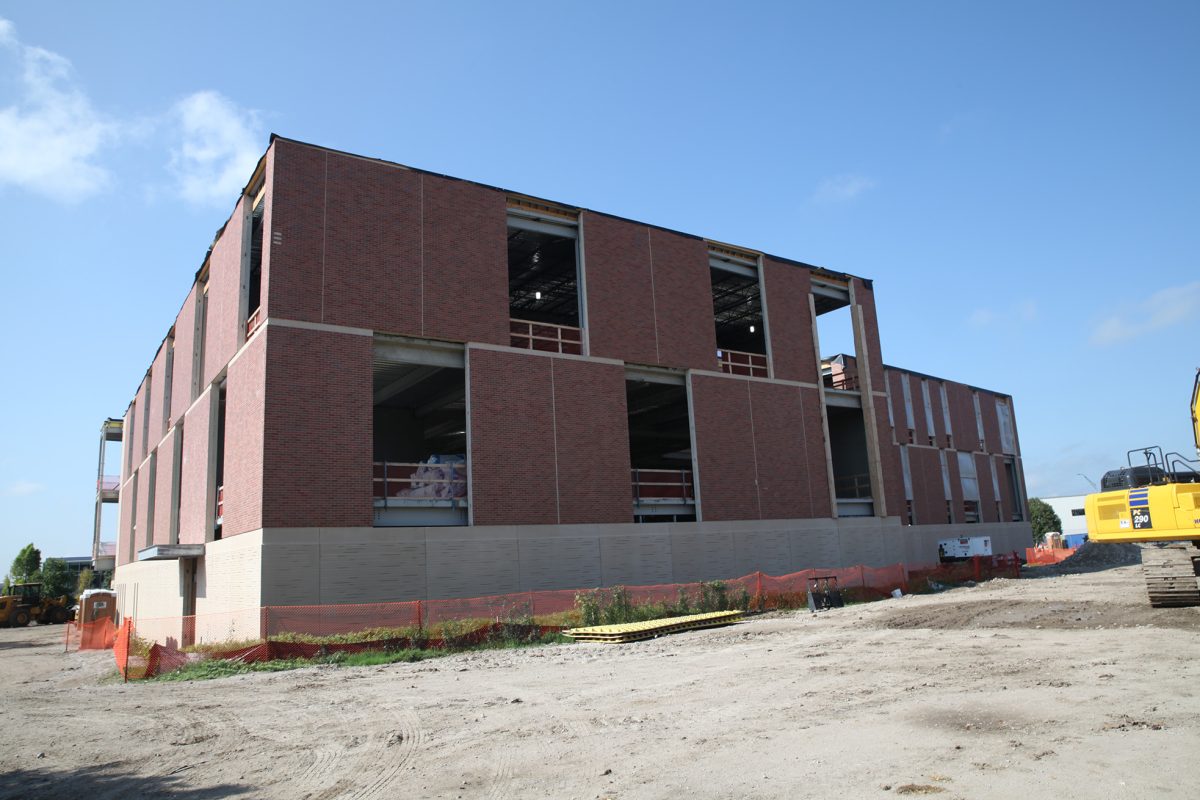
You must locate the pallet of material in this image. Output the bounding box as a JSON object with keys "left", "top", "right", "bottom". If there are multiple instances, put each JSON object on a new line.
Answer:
{"left": 563, "top": 610, "right": 743, "bottom": 643}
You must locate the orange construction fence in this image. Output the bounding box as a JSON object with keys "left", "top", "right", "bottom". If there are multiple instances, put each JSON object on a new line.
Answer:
{"left": 86, "top": 554, "right": 1020, "bottom": 680}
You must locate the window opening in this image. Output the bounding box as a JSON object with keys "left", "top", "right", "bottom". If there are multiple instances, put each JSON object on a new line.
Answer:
{"left": 213, "top": 384, "right": 226, "bottom": 540}
{"left": 507, "top": 212, "right": 581, "bottom": 354}
{"left": 162, "top": 337, "right": 174, "bottom": 435}
{"left": 938, "top": 450, "right": 954, "bottom": 522}
{"left": 899, "top": 445, "right": 914, "bottom": 524}
{"left": 710, "top": 252, "right": 766, "bottom": 377}
{"left": 939, "top": 383, "right": 954, "bottom": 449}
{"left": 900, "top": 373, "right": 916, "bottom": 444}
{"left": 373, "top": 359, "right": 468, "bottom": 526}
{"left": 145, "top": 450, "right": 157, "bottom": 547}
{"left": 957, "top": 451, "right": 980, "bottom": 523}
{"left": 827, "top": 405, "right": 874, "bottom": 517}
{"left": 142, "top": 370, "right": 152, "bottom": 460}
{"left": 814, "top": 278, "right": 855, "bottom": 389}
{"left": 921, "top": 380, "right": 937, "bottom": 446}
{"left": 1003, "top": 458, "right": 1023, "bottom": 521}
{"left": 822, "top": 353, "right": 860, "bottom": 391}
{"left": 997, "top": 398, "right": 1016, "bottom": 454}
{"left": 973, "top": 392, "right": 986, "bottom": 451}
{"left": 626, "top": 379, "right": 695, "bottom": 521}
{"left": 170, "top": 422, "right": 184, "bottom": 545}
{"left": 193, "top": 282, "right": 209, "bottom": 400}
{"left": 246, "top": 194, "right": 265, "bottom": 336}
{"left": 127, "top": 471, "right": 139, "bottom": 563}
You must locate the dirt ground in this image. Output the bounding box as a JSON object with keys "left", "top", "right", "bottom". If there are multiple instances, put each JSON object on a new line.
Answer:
{"left": 2, "top": 557, "right": 1199, "bottom": 800}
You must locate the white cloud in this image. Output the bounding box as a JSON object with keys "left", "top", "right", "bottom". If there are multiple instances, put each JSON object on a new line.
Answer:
{"left": 0, "top": 17, "right": 116, "bottom": 202}
{"left": 2, "top": 480, "right": 44, "bottom": 497}
{"left": 810, "top": 173, "right": 876, "bottom": 205}
{"left": 968, "top": 308, "right": 997, "bottom": 327}
{"left": 168, "top": 90, "right": 263, "bottom": 206}
{"left": 1091, "top": 281, "right": 1200, "bottom": 346}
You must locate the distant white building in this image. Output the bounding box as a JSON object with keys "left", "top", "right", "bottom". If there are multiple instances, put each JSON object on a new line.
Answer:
{"left": 1040, "top": 494, "right": 1089, "bottom": 544}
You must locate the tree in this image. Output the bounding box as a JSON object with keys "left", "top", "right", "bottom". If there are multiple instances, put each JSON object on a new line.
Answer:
{"left": 76, "top": 567, "right": 95, "bottom": 595}
{"left": 1028, "top": 498, "right": 1063, "bottom": 545}
{"left": 9, "top": 544, "right": 41, "bottom": 584}
{"left": 41, "top": 558, "right": 73, "bottom": 599}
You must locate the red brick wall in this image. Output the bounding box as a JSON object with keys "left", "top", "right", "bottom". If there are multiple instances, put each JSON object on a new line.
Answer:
{"left": 468, "top": 348, "right": 558, "bottom": 525}
{"left": 321, "top": 150, "right": 422, "bottom": 333}
{"left": 135, "top": 465, "right": 153, "bottom": 554}
{"left": 170, "top": 285, "right": 197, "bottom": 424}
{"left": 117, "top": 464, "right": 133, "bottom": 567}
{"left": 263, "top": 140, "right": 326, "bottom": 323}
{"left": 850, "top": 279, "right": 886, "bottom": 388}
{"left": 975, "top": 452, "right": 998, "bottom": 523}
{"left": 979, "top": 391, "right": 1003, "bottom": 454}
{"left": 202, "top": 195, "right": 245, "bottom": 388}
{"left": 261, "top": 325, "right": 373, "bottom": 528}
{"left": 129, "top": 380, "right": 146, "bottom": 467}
{"left": 690, "top": 375, "right": 832, "bottom": 521}
{"left": 947, "top": 452, "right": 965, "bottom": 524}
{"left": 546, "top": 358, "right": 632, "bottom": 523}
{"left": 468, "top": 348, "right": 631, "bottom": 525}
{"left": 149, "top": 341, "right": 170, "bottom": 444}
{"left": 581, "top": 212, "right": 659, "bottom": 366}
{"left": 762, "top": 258, "right": 819, "bottom": 384}
{"left": 911, "top": 377, "right": 932, "bottom": 446}
{"left": 874, "top": 394, "right": 906, "bottom": 518}
{"left": 421, "top": 175, "right": 510, "bottom": 346}
{"left": 648, "top": 228, "right": 718, "bottom": 371}
{"left": 691, "top": 374, "right": 759, "bottom": 521}
{"left": 222, "top": 332, "right": 267, "bottom": 536}
{"left": 946, "top": 383, "right": 978, "bottom": 451}
{"left": 152, "top": 428, "right": 176, "bottom": 545}
{"left": 178, "top": 389, "right": 213, "bottom": 546}
{"left": 909, "top": 447, "right": 946, "bottom": 525}
{"left": 750, "top": 381, "right": 816, "bottom": 519}
{"left": 802, "top": 387, "right": 834, "bottom": 519}
{"left": 264, "top": 140, "right": 510, "bottom": 345}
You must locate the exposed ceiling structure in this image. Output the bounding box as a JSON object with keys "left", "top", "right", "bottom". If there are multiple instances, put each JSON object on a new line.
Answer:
{"left": 372, "top": 362, "right": 466, "bottom": 455}
{"left": 710, "top": 268, "right": 766, "bottom": 353}
{"left": 507, "top": 229, "right": 579, "bottom": 326}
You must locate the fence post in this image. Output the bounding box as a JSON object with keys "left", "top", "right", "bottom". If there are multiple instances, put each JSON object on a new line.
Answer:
{"left": 528, "top": 591, "right": 536, "bottom": 620}
{"left": 900, "top": 562, "right": 910, "bottom": 594}
{"left": 416, "top": 600, "right": 423, "bottom": 633}
{"left": 858, "top": 565, "right": 866, "bottom": 591}
{"left": 755, "top": 571, "right": 764, "bottom": 610}
{"left": 1012, "top": 550, "right": 1021, "bottom": 579}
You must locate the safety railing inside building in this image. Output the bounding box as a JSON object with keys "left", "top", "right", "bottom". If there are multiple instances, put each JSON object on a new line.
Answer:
{"left": 834, "top": 473, "right": 872, "bottom": 499}
{"left": 509, "top": 318, "right": 583, "bottom": 355}
{"left": 717, "top": 348, "right": 768, "bottom": 378}
{"left": 826, "top": 371, "right": 860, "bottom": 391}
{"left": 631, "top": 468, "right": 695, "bottom": 502}
{"left": 373, "top": 460, "right": 467, "bottom": 504}
{"left": 246, "top": 306, "right": 263, "bottom": 337}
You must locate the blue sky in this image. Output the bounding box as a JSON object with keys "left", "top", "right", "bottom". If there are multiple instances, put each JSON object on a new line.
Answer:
{"left": 1, "top": 2, "right": 1196, "bottom": 560}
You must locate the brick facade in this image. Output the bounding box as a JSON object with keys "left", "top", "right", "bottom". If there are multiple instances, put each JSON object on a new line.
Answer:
{"left": 113, "top": 136, "right": 1027, "bottom": 589}
{"left": 261, "top": 325, "right": 374, "bottom": 528}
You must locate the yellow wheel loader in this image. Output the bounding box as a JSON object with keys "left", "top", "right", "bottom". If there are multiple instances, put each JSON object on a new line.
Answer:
{"left": 1084, "top": 369, "right": 1200, "bottom": 607}
{"left": 0, "top": 583, "right": 73, "bottom": 627}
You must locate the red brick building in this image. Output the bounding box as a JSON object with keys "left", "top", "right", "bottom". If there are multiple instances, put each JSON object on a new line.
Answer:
{"left": 109, "top": 136, "right": 1030, "bottom": 619}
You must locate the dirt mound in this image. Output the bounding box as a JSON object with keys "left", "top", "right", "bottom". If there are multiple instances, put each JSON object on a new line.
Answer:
{"left": 1051, "top": 542, "right": 1142, "bottom": 573}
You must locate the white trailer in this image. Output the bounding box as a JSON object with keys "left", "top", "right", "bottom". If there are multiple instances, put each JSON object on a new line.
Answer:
{"left": 937, "top": 536, "right": 992, "bottom": 562}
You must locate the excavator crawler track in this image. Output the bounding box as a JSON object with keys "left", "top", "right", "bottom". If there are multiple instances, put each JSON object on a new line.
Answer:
{"left": 1143, "top": 545, "right": 1200, "bottom": 608}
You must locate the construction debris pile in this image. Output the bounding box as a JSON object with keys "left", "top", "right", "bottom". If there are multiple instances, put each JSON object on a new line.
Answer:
{"left": 1053, "top": 541, "right": 1143, "bottom": 573}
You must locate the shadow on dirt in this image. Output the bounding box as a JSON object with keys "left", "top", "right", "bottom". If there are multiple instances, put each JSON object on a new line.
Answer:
{"left": 0, "top": 764, "right": 249, "bottom": 800}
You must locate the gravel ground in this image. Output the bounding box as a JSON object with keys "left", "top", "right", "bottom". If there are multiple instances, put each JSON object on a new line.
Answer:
{"left": 2, "top": 554, "right": 1198, "bottom": 799}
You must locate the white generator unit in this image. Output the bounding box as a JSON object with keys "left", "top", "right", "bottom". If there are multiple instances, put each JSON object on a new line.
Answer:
{"left": 937, "top": 536, "right": 992, "bottom": 562}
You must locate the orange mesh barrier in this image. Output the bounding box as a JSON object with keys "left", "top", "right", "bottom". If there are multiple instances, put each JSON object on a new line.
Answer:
{"left": 64, "top": 617, "right": 117, "bottom": 651}
{"left": 1025, "top": 547, "right": 1077, "bottom": 565}
{"left": 113, "top": 554, "right": 1022, "bottom": 679}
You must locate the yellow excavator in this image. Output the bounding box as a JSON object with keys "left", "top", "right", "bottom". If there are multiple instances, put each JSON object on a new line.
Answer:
{"left": 1085, "top": 369, "right": 1200, "bottom": 607}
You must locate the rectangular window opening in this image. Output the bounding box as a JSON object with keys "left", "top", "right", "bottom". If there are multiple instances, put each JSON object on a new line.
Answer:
{"left": 710, "top": 256, "right": 767, "bottom": 377}
{"left": 507, "top": 212, "right": 581, "bottom": 354}
{"left": 245, "top": 194, "right": 265, "bottom": 336}
{"left": 627, "top": 379, "right": 695, "bottom": 522}
{"left": 827, "top": 405, "right": 874, "bottom": 516}
{"left": 213, "top": 383, "right": 226, "bottom": 540}
{"left": 373, "top": 359, "right": 468, "bottom": 526}
{"left": 193, "top": 281, "right": 209, "bottom": 400}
